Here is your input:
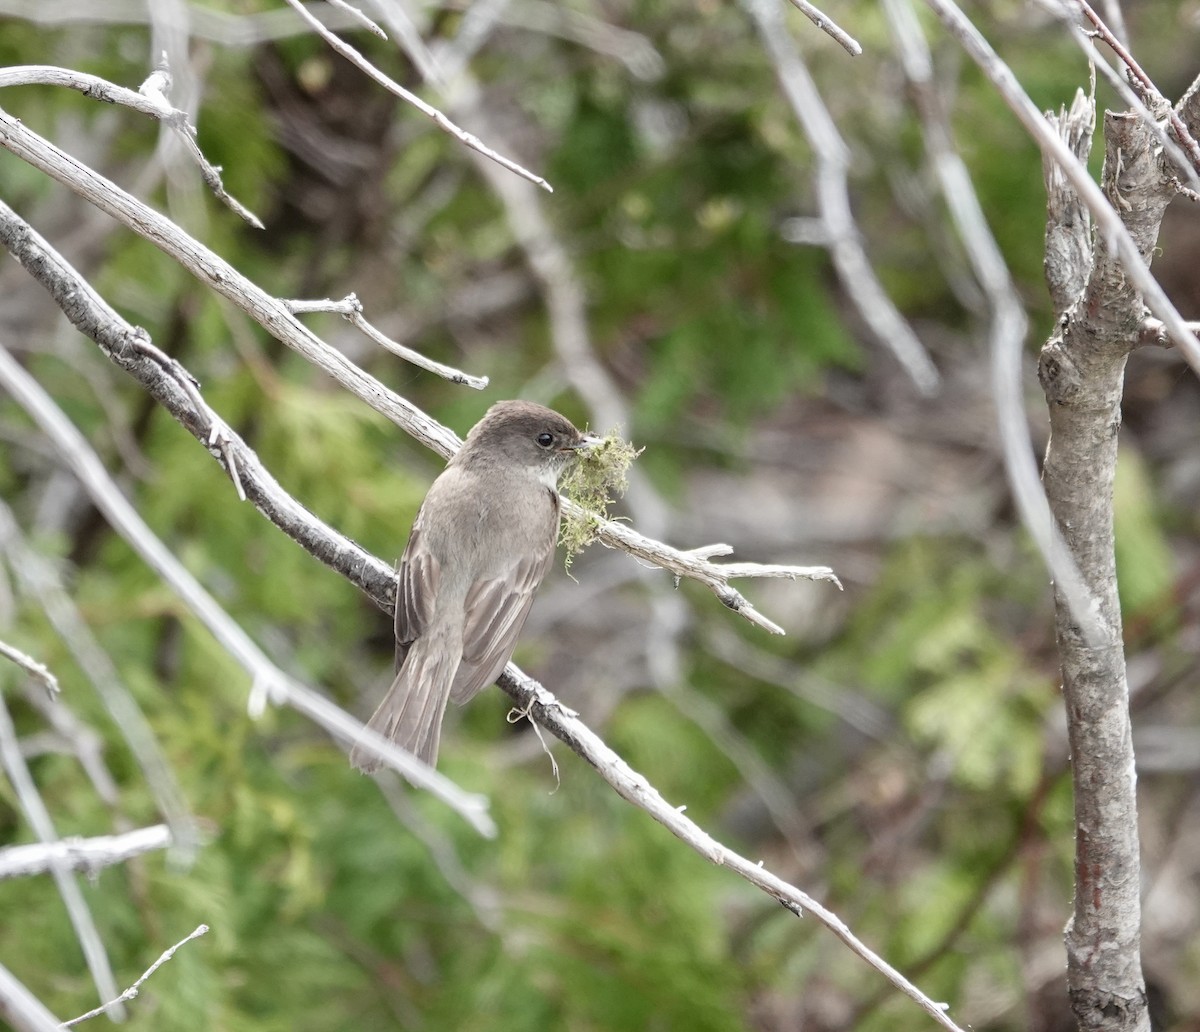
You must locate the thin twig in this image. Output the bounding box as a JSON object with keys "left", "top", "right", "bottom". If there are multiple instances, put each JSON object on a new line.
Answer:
{"left": 1073, "top": 0, "right": 1200, "bottom": 175}
{"left": 0, "top": 65, "right": 262, "bottom": 227}
{"left": 0, "top": 694, "right": 122, "bottom": 1018}
{"left": 921, "top": 0, "right": 1200, "bottom": 377}
{"left": 323, "top": 0, "right": 386, "bottom": 38}
{"left": 0, "top": 500, "right": 201, "bottom": 860}
{"left": 783, "top": 0, "right": 863, "bottom": 56}
{"left": 61, "top": 924, "right": 209, "bottom": 1028}
{"left": 278, "top": 0, "right": 551, "bottom": 191}
{"left": 743, "top": 0, "right": 941, "bottom": 395}
{"left": 579, "top": 510, "right": 839, "bottom": 636}
{"left": 284, "top": 295, "right": 490, "bottom": 388}
{"left": 0, "top": 640, "right": 58, "bottom": 696}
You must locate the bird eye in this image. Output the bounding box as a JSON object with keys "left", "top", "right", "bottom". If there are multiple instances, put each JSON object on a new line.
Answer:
{"left": 536, "top": 432, "right": 554, "bottom": 448}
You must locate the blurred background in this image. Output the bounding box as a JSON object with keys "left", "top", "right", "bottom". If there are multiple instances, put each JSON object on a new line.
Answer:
{"left": 0, "top": 1, "right": 1199, "bottom": 1029}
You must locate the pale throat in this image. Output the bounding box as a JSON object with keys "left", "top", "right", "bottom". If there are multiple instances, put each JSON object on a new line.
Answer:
{"left": 535, "top": 463, "right": 561, "bottom": 490}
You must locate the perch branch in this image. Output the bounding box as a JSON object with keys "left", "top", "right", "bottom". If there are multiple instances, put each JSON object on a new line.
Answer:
{"left": 0, "top": 206, "right": 950, "bottom": 1030}
{"left": 0, "top": 341, "right": 495, "bottom": 837}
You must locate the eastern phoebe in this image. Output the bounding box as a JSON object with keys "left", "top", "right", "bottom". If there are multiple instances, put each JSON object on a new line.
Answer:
{"left": 350, "top": 400, "right": 598, "bottom": 771}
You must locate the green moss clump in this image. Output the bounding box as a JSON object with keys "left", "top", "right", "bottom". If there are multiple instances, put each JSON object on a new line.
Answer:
{"left": 558, "top": 431, "right": 642, "bottom": 567}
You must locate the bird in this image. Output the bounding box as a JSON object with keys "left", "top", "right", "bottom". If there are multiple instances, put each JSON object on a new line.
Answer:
{"left": 350, "top": 400, "right": 597, "bottom": 771}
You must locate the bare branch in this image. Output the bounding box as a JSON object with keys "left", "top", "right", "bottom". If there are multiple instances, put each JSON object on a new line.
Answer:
{"left": 0, "top": 825, "right": 172, "bottom": 880}
{"left": 743, "top": 0, "right": 941, "bottom": 395}
{"left": 0, "top": 693, "right": 122, "bottom": 1017}
{"left": 284, "top": 294, "right": 490, "bottom": 389}
{"left": 921, "top": 0, "right": 1200, "bottom": 377}
{"left": 0, "top": 962, "right": 62, "bottom": 1032}
{"left": 278, "top": 0, "right": 552, "bottom": 191}
{"left": 783, "top": 0, "right": 863, "bottom": 56}
{"left": 576, "top": 510, "right": 839, "bottom": 635}
{"left": 0, "top": 640, "right": 58, "bottom": 696}
{"left": 496, "top": 662, "right": 967, "bottom": 1032}
{"left": 0, "top": 65, "right": 262, "bottom": 227}
{"left": 61, "top": 925, "right": 209, "bottom": 1028}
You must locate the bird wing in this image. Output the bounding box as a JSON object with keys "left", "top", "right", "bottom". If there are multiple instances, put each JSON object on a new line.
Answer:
{"left": 394, "top": 523, "right": 439, "bottom": 669}
{"left": 448, "top": 507, "right": 558, "bottom": 705}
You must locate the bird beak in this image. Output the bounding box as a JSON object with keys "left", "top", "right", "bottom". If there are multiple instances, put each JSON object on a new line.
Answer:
{"left": 564, "top": 432, "right": 603, "bottom": 453}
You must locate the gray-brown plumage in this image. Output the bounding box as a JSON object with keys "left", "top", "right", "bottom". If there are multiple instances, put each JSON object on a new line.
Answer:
{"left": 350, "top": 400, "right": 596, "bottom": 771}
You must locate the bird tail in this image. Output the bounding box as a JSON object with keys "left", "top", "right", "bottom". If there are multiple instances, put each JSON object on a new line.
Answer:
{"left": 350, "top": 627, "right": 460, "bottom": 772}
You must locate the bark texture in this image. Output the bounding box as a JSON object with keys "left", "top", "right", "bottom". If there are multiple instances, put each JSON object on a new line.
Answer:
{"left": 1038, "top": 91, "right": 1189, "bottom": 1032}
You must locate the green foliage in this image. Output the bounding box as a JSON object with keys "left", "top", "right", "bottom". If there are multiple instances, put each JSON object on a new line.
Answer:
{"left": 2, "top": 2, "right": 1193, "bottom": 1029}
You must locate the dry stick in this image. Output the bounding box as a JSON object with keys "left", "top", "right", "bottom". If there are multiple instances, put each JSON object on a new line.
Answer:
{"left": 60, "top": 925, "right": 209, "bottom": 1028}
{"left": 283, "top": 295, "right": 490, "bottom": 389}
{"left": 921, "top": 0, "right": 1200, "bottom": 373}
{"left": 783, "top": 0, "right": 863, "bottom": 56}
{"left": 0, "top": 343, "right": 495, "bottom": 837}
{"left": 494, "top": 660, "right": 966, "bottom": 1032}
{"left": 0, "top": 0, "right": 371, "bottom": 43}
{"left": 743, "top": 0, "right": 941, "bottom": 396}
{"left": 1073, "top": 0, "right": 1200, "bottom": 174}
{"left": 0, "top": 963, "right": 61, "bottom": 1032}
{"left": 0, "top": 65, "right": 261, "bottom": 227}
{"left": 0, "top": 695, "right": 123, "bottom": 1019}
{"left": 882, "top": 0, "right": 1105, "bottom": 646}
{"left": 0, "top": 640, "right": 58, "bottom": 695}
{"left": 0, "top": 116, "right": 831, "bottom": 632}
{"left": 0, "top": 825, "right": 172, "bottom": 880}
{"left": 0, "top": 500, "right": 202, "bottom": 859}
{"left": 278, "top": 0, "right": 552, "bottom": 191}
